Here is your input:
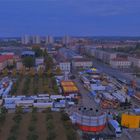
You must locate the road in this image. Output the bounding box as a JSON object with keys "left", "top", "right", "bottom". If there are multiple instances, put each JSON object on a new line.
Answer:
{"left": 74, "top": 78, "right": 98, "bottom": 109}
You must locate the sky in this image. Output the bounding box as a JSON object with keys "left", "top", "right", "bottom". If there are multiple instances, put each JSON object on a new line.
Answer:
{"left": 0, "top": 0, "right": 140, "bottom": 37}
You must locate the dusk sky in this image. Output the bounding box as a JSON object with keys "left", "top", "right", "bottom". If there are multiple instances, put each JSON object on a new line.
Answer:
{"left": 0, "top": 0, "right": 140, "bottom": 37}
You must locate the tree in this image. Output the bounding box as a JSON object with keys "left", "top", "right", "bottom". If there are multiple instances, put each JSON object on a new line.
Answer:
{"left": 55, "top": 67, "right": 61, "bottom": 75}
{"left": 19, "top": 66, "right": 26, "bottom": 76}
{"left": 53, "top": 85, "right": 59, "bottom": 93}
{"left": 46, "top": 131, "right": 56, "bottom": 140}
{"left": 66, "top": 129, "right": 77, "bottom": 140}
{"left": 29, "top": 68, "right": 35, "bottom": 77}
{"left": 46, "top": 120, "right": 54, "bottom": 129}
{"left": 43, "top": 85, "right": 50, "bottom": 93}
{"left": 47, "top": 69, "right": 51, "bottom": 77}
{"left": 16, "top": 106, "right": 23, "bottom": 114}
{"left": 2, "top": 68, "right": 8, "bottom": 76}
{"left": 38, "top": 67, "right": 44, "bottom": 77}
{"left": 43, "top": 49, "right": 48, "bottom": 57}
{"left": 27, "top": 133, "right": 38, "bottom": 140}
{"left": 22, "top": 57, "right": 35, "bottom": 68}
{"left": 12, "top": 68, "right": 17, "bottom": 77}
{"left": 45, "top": 56, "right": 53, "bottom": 71}
{"left": 32, "top": 45, "right": 43, "bottom": 57}
{"left": 7, "top": 135, "right": 17, "bottom": 140}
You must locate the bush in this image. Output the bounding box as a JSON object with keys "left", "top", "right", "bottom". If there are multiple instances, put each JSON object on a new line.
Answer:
{"left": 61, "top": 113, "right": 70, "bottom": 121}
{"left": 31, "top": 114, "right": 37, "bottom": 122}
{"left": 27, "top": 132, "right": 38, "bottom": 140}
{"left": 66, "top": 129, "right": 77, "bottom": 140}
{"left": 28, "top": 123, "right": 35, "bottom": 132}
{"left": 32, "top": 107, "right": 37, "bottom": 113}
{"left": 0, "top": 114, "right": 6, "bottom": 124}
{"left": 46, "top": 131, "right": 56, "bottom": 140}
{"left": 10, "top": 124, "right": 19, "bottom": 134}
{"left": 7, "top": 135, "right": 17, "bottom": 140}
{"left": 63, "top": 121, "right": 73, "bottom": 129}
{"left": 46, "top": 120, "right": 54, "bottom": 129}
{"left": 46, "top": 114, "right": 53, "bottom": 121}
{"left": 13, "top": 114, "right": 22, "bottom": 123}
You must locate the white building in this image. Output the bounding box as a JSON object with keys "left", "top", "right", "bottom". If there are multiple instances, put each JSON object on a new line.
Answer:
{"left": 35, "top": 58, "right": 44, "bottom": 66}
{"left": 110, "top": 58, "right": 131, "bottom": 69}
{"left": 35, "top": 57, "right": 45, "bottom": 71}
{"left": 21, "top": 35, "right": 30, "bottom": 45}
{"left": 16, "top": 61, "right": 23, "bottom": 70}
{"left": 62, "top": 35, "right": 71, "bottom": 45}
{"left": 84, "top": 48, "right": 117, "bottom": 64}
{"left": 45, "top": 36, "right": 54, "bottom": 45}
{"left": 128, "top": 56, "right": 140, "bottom": 68}
{"left": 72, "top": 58, "right": 92, "bottom": 69}
{"left": 59, "top": 61, "right": 71, "bottom": 73}
{"left": 32, "top": 35, "right": 41, "bottom": 44}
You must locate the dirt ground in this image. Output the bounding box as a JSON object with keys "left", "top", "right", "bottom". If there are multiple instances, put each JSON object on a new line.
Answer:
{"left": 53, "top": 112, "right": 67, "bottom": 140}
{"left": 17, "top": 113, "right": 32, "bottom": 140}
{"left": 0, "top": 114, "right": 15, "bottom": 140}
{"left": 0, "top": 112, "right": 74, "bottom": 140}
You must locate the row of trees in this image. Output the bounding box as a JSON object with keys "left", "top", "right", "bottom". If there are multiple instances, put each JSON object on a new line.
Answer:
{"left": 22, "top": 76, "right": 31, "bottom": 95}
{"left": 46, "top": 109, "right": 56, "bottom": 140}
{"left": 7, "top": 108, "right": 23, "bottom": 140}
{"left": 61, "top": 112, "right": 77, "bottom": 140}
{"left": 11, "top": 75, "right": 21, "bottom": 95}
{"left": 27, "top": 108, "right": 38, "bottom": 140}
{"left": 0, "top": 107, "right": 7, "bottom": 127}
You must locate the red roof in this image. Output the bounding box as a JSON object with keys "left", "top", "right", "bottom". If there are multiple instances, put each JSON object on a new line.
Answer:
{"left": 0, "top": 55, "right": 14, "bottom": 63}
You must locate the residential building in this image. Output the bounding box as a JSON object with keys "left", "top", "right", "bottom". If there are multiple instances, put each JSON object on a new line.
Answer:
{"left": 59, "top": 61, "right": 71, "bottom": 73}
{"left": 46, "top": 45, "right": 57, "bottom": 54}
{"left": 21, "top": 51, "right": 35, "bottom": 57}
{"left": 110, "top": 58, "right": 131, "bottom": 69}
{"left": 72, "top": 58, "right": 92, "bottom": 69}
{"left": 84, "top": 48, "right": 117, "bottom": 64}
{"left": 21, "top": 35, "right": 30, "bottom": 45}
{"left": 16, "top": 61, "right": 23, "bottom": 70}
{"left": 58, "top": 48, "right": 83, "bottom": 61}
{"left": 45, "top": 36, "right": 54, "bottom": 45}
{"left": 128, "top": 56, "right": 140, "bottom": 68}
{"left": 35, "top": 58, "right": 44, "bottom": 66}
{"left": 62, "top": 35, "right": 71, "bottom": 45}
{"left": 32, "top": 35, "right": 41, "bottom": 44}
{"left": 0, "top": 55, "right": 14, "bottom": 71}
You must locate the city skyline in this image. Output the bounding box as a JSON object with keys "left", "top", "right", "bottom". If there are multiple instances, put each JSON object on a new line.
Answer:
{"left": 0, "top": 0, "right": 140, "bottom": 37}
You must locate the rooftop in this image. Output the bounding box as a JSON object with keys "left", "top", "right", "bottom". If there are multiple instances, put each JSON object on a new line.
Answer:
{"left": 0, "top": 54, "right": 14, "bottom": 63}
{"left": 72, "top": 58, "right": 92, "bottom": 62}
{"left": 111, "top": 57, "right": 128, "bottom": 61}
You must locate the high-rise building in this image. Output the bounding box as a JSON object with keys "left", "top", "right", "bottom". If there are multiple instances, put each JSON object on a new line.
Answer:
{"left": 45, "top": 35, "right": 54, "bottom": 45}
{"left": 32, "top": 35, "right": 41, "bottom": 44}
{"left": 21, "top": 35, "right": 30, "bottom": 45}
{"left": 62, "top": 35, "right": 71, "bottom": 45}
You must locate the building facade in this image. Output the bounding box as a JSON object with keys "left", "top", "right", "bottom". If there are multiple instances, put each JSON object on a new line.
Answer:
{"left": 45, "top": 36, "right": 54, "bottom": 45}
{"left": 59, "top": 61, "right": 71, "bottom": 73}
{"left": 0, "top": 55, "right": 14, "bottom": 71}
{"left": 21, "top": 35, "right": 30, "bottom": 45}
{"left": 128, "top": 56, "right": 140, "bottom": 68}
{"left": 32, "top": 35, "right": 41, "bottom": 44}
{"left": 110, "top": 58, "right": 131, "bottom": 69}
{"left": 72, "top": 58, "right": 92, "bottom": 69}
